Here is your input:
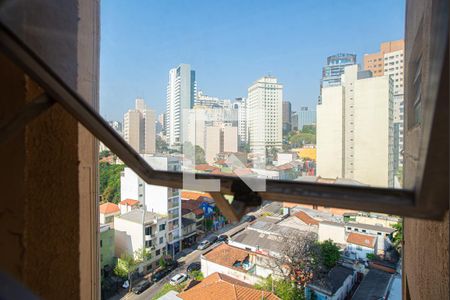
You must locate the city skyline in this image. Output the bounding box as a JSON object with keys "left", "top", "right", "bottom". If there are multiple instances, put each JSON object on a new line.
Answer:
{"left": 99, "top": 0, "right": 405, "bottom": 120}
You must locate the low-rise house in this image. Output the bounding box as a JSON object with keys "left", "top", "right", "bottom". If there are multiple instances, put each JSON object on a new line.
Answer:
{"left": 305, "top": 265, "right": 356, "bottom": 300}
{"left": 177, "top": 272, "right": 279, "bottom": 300}
{"left": 99, "top": 202, "right": 120, "bottom": 225}
{"left": 181, "top": 217, "right": 197, "bottom": 248}
{"left": 201, "top": 243, "right": 260, "bottom": 285}
{"left": 118, "top": 198, "right": 140, "bottom": 214}
{"left": 182, "top": 201, "right": 205, "bottom": 232}
{"left": 345, "top": 232, "right": 377, "bottom": 261}
{"left": 345, "top": 222, "right": 394, "bottom": 255}
{"left": 114, "top": 209, "right": 167, "bottom": 273}
{"left": 100, "top": 224, "right": 115, "bottom": 279}
{"left": 352, "top": 269, "right": 393, "bottom": 300}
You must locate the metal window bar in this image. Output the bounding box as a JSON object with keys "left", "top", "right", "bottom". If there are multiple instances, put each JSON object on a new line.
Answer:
{"left": 0, "top": 20, "right": 424, "bottom": 220}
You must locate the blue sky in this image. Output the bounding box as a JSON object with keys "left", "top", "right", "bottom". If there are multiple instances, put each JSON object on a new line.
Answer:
{"left": 100, "top": 0, "right": 405, "bottom": 120}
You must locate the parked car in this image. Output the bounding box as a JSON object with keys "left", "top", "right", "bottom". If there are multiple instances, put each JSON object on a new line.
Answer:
{"left": 217, "top": 234, "right": 228, "bottom": 243}
{"left": 197, "top": 240, "right": 211, "bottom": 250}
{"left": 131, "top": 280, "right": 151, "bottom": 294}
{"left": 151, "top": 268, "right": 170, "bottom": 282}
{"left": 187, "top": 262, "right": 201, "bottom": 273}
{"left": 243, "top": 215, "right": 256, "bottom": 222}
{"left": 170, "top": 273, "right": 188, "bottom": 285}
{"left": 208, "top": 235, "right": 218, "bottom": 243}
{"left": 166, "top": 260, "right": 179, "bottom": 271}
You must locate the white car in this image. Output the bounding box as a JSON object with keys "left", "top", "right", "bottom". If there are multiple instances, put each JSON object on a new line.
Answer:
{"left": 197, "top": 240, "right": 211, "bottom": 250}
{"left": 170, "top": 273, "right": 188, "bottom": 285}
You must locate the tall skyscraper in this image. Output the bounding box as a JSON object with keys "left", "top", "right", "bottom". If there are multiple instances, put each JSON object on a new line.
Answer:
{"left": 232, "top": 97, "right": 248, "bottom": 147}
{"left": 291, "top": 111, "right": 299, "bottom": 131}
{"left": 317, "top": 65, "right": 394, "bottom": 187}
{"left": 166, "top": 64, "right": 197, "bottom": 148}
{"left": 282, "top": 101, "right": 292, "bottom": 134}
{"left": 319, "top": 53, "right": 357, "bottom": 104}
{"left": 364, "top": 40, "right": 404, "bottom": 176}
{"left": 298, "top": 106, "right": 316, "bottom": 130}
{"left": 247, "top": 76, "right": 283, "bottom": 152}
{"left": 123, "top": 98, "right": 156, "bottom": 154}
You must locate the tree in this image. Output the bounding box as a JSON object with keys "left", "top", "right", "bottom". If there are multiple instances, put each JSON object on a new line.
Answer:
{"left": 134, "top": 247, "right": 152, "bottom": 263}
{"left": 190, "top": 270, "right": 204, "bottom": 281}
{"left": 255, "top": 276, "right": 304, "bottom": 300}
{"left": 318, "top": 240, "right": 340, "bottom": 270}
{"left": 182, "top": 141, "right": 206, "bottom": 164}
{"left": 114, "top": 253, "right": 137, "bottom": 278}
{"left": 289, "top": 132, "right": 316, "bottom": 147}
{"left": 301, "top": 125, "right": 316, "bottom": 135}
{"left": 99, "top": 162, "right": 125, "bottom": 204}
{"left": 159, "top": 257, "right": 167, "bottom": 269}
{"left": 156, "top": 135, "right": 169, "bottom": 153}
{"left": 99, "top": 149, "right": 112, "bottom": 159}
{"left": 263, "top": 231, "right": 322, "bottom": 286}
{"left": 392, "top": 221, "right": 403, "bottom": 251}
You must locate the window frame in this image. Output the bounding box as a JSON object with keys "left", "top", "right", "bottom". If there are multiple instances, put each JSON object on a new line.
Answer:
{"left": 0, "top": 15, "right": 447, "bottom": 221}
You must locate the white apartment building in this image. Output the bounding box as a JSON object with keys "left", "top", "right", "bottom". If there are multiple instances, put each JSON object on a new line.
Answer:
{"left": 121, "top": 155, "right": 183, "bottom": 256}
{"left": 123, "top": 98, "right": 156, "bottom": 154}
{"left": 232, "top": 98, "right": 248, "bottom": 146}
{"left": 184, "top": 107, "right": 238, "bottom": 164}
{"left": 317, "top": 65, "right": 394, "bottom": 187}
{"left": 364, "top": 41, "right": 405, "bottom": 176}
{"left": 247, "top": 76, "right": 283, "bottom": 152}
{"left": 166, "top": 64, "right": 196, "bottom": 148}
{"left": 114, "top": 209, "right": 167, "bottom": 272}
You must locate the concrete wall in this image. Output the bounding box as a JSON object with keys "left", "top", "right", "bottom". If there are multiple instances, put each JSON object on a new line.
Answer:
{"left": 318, "top": 223, "right": 346, "bottom": 244}
{"left": 316, "top": 85, "right": 344, "bottom": 178}
{"left": 353, "top": 75, "right": 393, "bottom": 187}
{"left": 201, "top": 257, "right": 260, "bottom": 285}
{"left": 0, "top": 1, "right": 99, "bottom": 299}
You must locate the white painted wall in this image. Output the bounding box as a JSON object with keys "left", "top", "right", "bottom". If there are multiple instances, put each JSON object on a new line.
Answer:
{"left": 354, "top": 75, "right": 394, "bottom": 187}
{"left": 316, "top": 85, "right": 344, "bottom": 178}
{"left": 201, "top": 257, "right": 260, "bottom": 285}
{"left": 318, "top": 222, "right": 346, "bottom": 244}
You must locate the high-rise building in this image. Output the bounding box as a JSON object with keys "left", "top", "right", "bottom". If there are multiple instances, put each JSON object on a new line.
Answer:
{"left": 298, "top": 106, "right": 316, "bottom": 131}
{"left": 166, "top": 64, "right": 197, "bottom": 148}
{"left": 364, "top": 40, "right": 404, "bottom": 176}
{"left": 321, "top": 53, "right": 357, "bottom": 88}
{"left": 291, "top": 111, "right": 299, "bottom": 131}
{"left": 247, "top": 76, "right": 283, "bottom": 152}
{"left": 123, "top": 98, "right": 156, "bottom": 154}
{"left": 232, "top": 98, "right": 248, "bottom": 146}
{"left": 317, "top": 65, "right": 394, "bottom": 187}
{"left": 195, "top": 90, "right": 224, "bottom": 108}
{"left": 121, "top": 155, "right": 182, "bottom": 256}
{"left": 282, "top": 101, "right": 292, "bottom": 134}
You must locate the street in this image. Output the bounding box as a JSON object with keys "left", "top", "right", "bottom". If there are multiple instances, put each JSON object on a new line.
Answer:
{"left": 111, "top": 216, "right": 253, "bottom": 300}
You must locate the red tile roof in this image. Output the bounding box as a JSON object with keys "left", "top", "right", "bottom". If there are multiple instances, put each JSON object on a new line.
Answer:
{"left": 119, "top": 199, "right": 139, "bottom": 206}
{"left": 203, "top": 244, "right": 250, "bottom": 271}
{"left": 178, "top": 272, "right": 279, "bottom": 300}
{"left": 181, "top": 191, "right": 212, "bottom": 201}
{"left": 195, "top": 164, "right": 219, "bottom": 172}
{"left": 347, "top": 232, "right": 376, "bottom": 248}
{"left": 99, "top": 202, "right": 120, "bottom": 214}
{"left": 294, "top": 211, "right": 319, "bottom": 226}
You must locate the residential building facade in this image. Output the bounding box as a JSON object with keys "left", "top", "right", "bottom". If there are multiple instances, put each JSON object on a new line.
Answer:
{"left": 317, "top": 65, "right": 394, "bottom": 187}
{"left": 114, "top": 209, "right": 167, "bottom": 272}
{"left": 123, "top": 98, "right": 156, "bottom": 154}
{"left": 364, "top": 40, "right": 405, "bottom": 177}
{"left": 166, "top": 64, "right": 197, "bottom": 147}
{"left": 247, "top": 76, "right": 283, "bottom": 152}
{"left": 121, "top": 155, "right": 183, "bottom": 256}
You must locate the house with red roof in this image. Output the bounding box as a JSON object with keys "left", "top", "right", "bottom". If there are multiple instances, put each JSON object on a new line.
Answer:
{"left": 345, "top": 232, "right": 377, "bottom": 260}
{"left": 118, "top": 198, "right": 140, "bottom": 214}
{"left": 99, "top": 202, "right": 120, "bottom": 225}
